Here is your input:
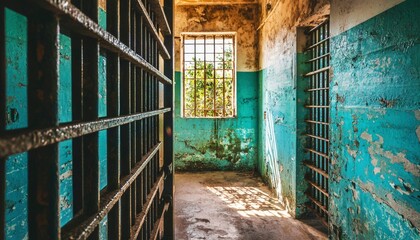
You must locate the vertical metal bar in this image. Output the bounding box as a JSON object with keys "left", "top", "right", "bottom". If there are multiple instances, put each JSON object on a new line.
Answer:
{"left": 203, "top": 36, "right": 207, "bottom": 116}
{"left": 163, "top": 0, "right": 174, "bottom": 238}
{"left": 0, "top": 4, "right": 6, "bottom": 239}
{"left": 222, "top": 36, "right": 225, "bottom": 117}
{"left": 27, "top": 10, "right": 60, "bottom": 239}
{"left": 194, "top": 36, "right": 197, "bottom": 117}
{"left": 107, "top": 0, "right": 121, "bottom": 238}
{"left": 131, "top": 7, "right": 137, "bottom": 227}
{"left": 80, "top": 0, "right": 100, "bottom": 238}
{"left": 120, "top": 0, "right": 132, "bottom": 238}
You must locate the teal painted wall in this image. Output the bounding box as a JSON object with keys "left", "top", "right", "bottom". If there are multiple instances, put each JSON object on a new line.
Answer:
{"left": 174, "top": 71, "right": 259, "bottom": 171}
{"left": 3, "top": 5, "right": 110, "bottom": 238}
{"left": 329, "top": 1, "right": 420, "bottom": 238}
{"left": 4, "top": 8, "right": 29, "bottom": 240}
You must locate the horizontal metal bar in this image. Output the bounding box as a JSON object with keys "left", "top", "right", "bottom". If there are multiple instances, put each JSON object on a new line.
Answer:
{"left": 305, "top": 148, "right": 329, "bottom": 159}
{"left": 305, "top": 178, "right": 329, "bottom": 197}
{"left": 308, "top": 18, "right": 329, "bottom": 33}
{"left": 62, "top": 143, "right": 162, "bottom": 240}
{"left": 305, "top": 193, "right": 328, "bottom": 213}
{"left": 305, "top": 203, "right": 328, "bottom": 227}
{"left": 306, "top": 37, "right": 330, "bottom": 51}
{"left": 131, "top": 173, "right": 165, "bottom": 239}
{"left": 306, "top": 53, "right": 330, "bottom": 63}
{"left": 150, "top": 202, "right": 170, "bottom": 240}
{"left": 0, "top": 108, "right": 170, "bottom": 158}
{"left": 305, "top": 105, "right": 330, "bottom": 108}
{"left": 304, "top": 66, "right": 330, "bottom": 77}
{"left": 304, "top": 162, "right": 329, "bottom": 179}
{"left": 150, "top": 0, "right": 171, "bottom": 35}
{"left": 305, "top": 120, "right": 329, "bottom": 125}
{"left": 27, "top": 0, "right": 172, "bottom": 84}
{"left": 134, "top": 0, "right": 170, "bottom": 59}
{"left": 305, "top": 87, "right": 329, "bottom": 92}
{"left": 306, "top": 134, "right": 329, "bottom": 142}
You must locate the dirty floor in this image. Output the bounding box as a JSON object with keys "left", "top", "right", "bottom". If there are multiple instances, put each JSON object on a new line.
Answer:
{"left": 175, "top": 172, "right": 327, "bottom": 240}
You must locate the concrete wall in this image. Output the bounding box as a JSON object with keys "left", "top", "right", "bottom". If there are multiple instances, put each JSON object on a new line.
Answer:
{"left": 329, "top": 0, "right": 419, "bottom": 238}
{"left": 257, "top": 0, "right": 330, "bottom": 217}
{"left": 174, "top": 3, "right": 260, "bottom": 171}
{"left": 257, "top": 0, "right": 420, "bottom": 238}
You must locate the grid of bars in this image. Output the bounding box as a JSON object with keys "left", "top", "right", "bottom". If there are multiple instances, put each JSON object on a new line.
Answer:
{"left": 0, "top": 0, "right": 174, "bottom": 239}
{"left": 304, "top": 19, "right": 330, "bottom": 226}
{"left": 182, "top": 33, "right": 236, "bottom": 118}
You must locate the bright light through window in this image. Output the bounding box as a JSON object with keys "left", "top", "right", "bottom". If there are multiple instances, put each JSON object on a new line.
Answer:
{"left": 182, "top": 33, "right": 236, "bottom": 118}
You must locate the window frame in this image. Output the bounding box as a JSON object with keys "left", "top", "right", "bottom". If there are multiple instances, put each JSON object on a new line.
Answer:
{"left": 180, "top": 32, "right": 237, "bottom": 119}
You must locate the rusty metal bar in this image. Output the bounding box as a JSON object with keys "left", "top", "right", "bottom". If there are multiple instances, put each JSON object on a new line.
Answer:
{"left": 305, "top": 120, "right": 329, "bottom": 125}
{"left": 306, "top": 134, "right": 329, "bottom": 142}
{"left": 306, "top": 53, "right": 330, "bottom": 63}
{"left": 305, "top": 87, "right": 329, "bottom": 92}
{"left": 106, "top": 0, "right": 121, "bottom": 238}
{"left": 305, "top": 193, "right": 328, "bottom": 213}
{"left": 305, "top": 105, "right": 330, "bottom": 108}
{"left": 306, "top": 178, "right": 329, "bottom": 197}
{"left": 62, "top": 142, "right": 161, "bottom": 240}
{"left": 305, "top": 148, "right": 329, "bottom": 159}
{"left": 304, "top": 66, "right": 330, "bottom": 77}
{"left": 306, "top": 37, "right": 330, "bottom": 51}
{"left": 27, "top": 9, "right": 60, "bottom": 239}
{"left": 28, "top": 0, "right": 172, "bottom": 85}
{"left": 149, "top": 0, "right": 171, "bottom": 35}
{"left": 134, "top": 0, "right": 170, "bottom": 59}
{"left": 0, "top": 108, "right": 170, "bottom": 158}
{"left": 80, "top": 0, "right": 100, "bottom": 238}
{"left": 130, "top": 172, "right": 164, "bottom": 239}
{"left": 304, "top": 162, "right": 329, "bottom": 179}
{"left": 308, "top": 18, "right": 329, "bottom": 33}
{"left": 150, "top": 202, "right": 169, "bottom": 240}
{"left": 163, "top": 0, "right": 174, "bottom": 237}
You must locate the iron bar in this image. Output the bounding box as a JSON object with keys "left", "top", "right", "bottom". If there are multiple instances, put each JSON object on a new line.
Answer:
{"left": 305, "top": 193, "right": 328, "bottom": 213}
{"left": 149, "top": 0, "right": 171, "bottom": 35}
{"left": 305, "top": 148, "right": 329, "bottom": 159}
{"left": 306, "top": 178, "right": 329, "bottom": 197}
{"left": 306, "top": 53, "right": 330, "bottom": 63}
{"left": 130, "top": 172, "right": 164, "bottom": 239}
{"left": 27, "top": 10, "right": 60, "bottom": 239}
{"left": 305, "top": 37, "right": 330, "bottom": 51}
{"left": 163, "top": 0, "right": 175, "bottom": 238}
{"left": 306, "top": 134, "right": 330, "bottom": 142}
{"left": 305, "top": 120, "right": 329, "bottom": 125}
{"left": 28, "top": 0, "right": 172, "bottom": 84}
{"left": 150, "top": 202, "right": 170, "bottom": 240}
{"left": 106, "top": 0, "right": 121, "bottom": 238}
{"left": 304, "top": 66, "right": 330, "bottom": 77}
{"left": 305, "top": 105, "right": 330, "bottom": 108}
{"left": 304, "top": 162, "right": 329, "bottom": 179}
{"left": 0, "top": 108, "right": 170, "bottom": 158}
{"left": 62, "top": 143, "right": 161, "bottom": 240}
{"left": 308, "top": 18, "right": 329, "bottom": 33}
{"left": 134, "top": 0, "right": 170, "bottom": 59}
{"left": 305, "top": 87, "right": 329, "bottom": 92}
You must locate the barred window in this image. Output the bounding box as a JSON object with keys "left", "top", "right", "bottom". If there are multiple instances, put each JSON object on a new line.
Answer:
{"left": 182, "top": 33, "right": 236, "bottom": 118}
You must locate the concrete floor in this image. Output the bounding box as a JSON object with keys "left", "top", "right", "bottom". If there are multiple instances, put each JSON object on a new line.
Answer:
{"left": 175, "top": 172, "right": 327, "bottom": 240}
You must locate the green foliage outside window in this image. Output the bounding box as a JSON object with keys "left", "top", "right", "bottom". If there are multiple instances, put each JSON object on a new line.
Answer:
{"left": 183, "top": 36, "right": 235, "bottom": 118}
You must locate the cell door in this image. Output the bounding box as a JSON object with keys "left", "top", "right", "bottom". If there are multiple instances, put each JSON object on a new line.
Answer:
{"left": 0, "top": 0, "right": 174, "bottom": 239}
{"left": 303, "top": 19, "right": 330, "bottom": 226}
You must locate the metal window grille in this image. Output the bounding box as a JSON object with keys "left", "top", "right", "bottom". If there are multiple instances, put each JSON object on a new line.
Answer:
{"left": 303, "top": 19, "right": 330, "bottom": 226}
{"left": 181, "top": 33, "right": 236, "bottom": 118}
{"left": 0, "top": 0, "right": 174, "bottom": 239}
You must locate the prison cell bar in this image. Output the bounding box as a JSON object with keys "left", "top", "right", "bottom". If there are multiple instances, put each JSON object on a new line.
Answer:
{"left": 1, "top": 0, "right": 174, "bottom": 239}
{"left": 304, "top": 18, "right": 330, "bottom": 226}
